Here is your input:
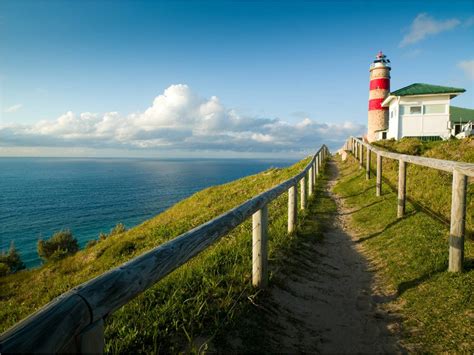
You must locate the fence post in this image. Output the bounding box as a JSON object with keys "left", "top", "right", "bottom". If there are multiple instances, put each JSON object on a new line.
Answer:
{"left": 376, "top": 153, "right": 382, "bottom": 197}
{"left": 448, "top": 170, "right": 467, "bottom": 272}
{"left": 366, "top": 147, "right": 371, "bottom": 180}
{"left": 288, "top": 185, "right": 297, "bottom": 234}
{"left": 316, "top": 155, "right": 320, "bottom": 176}
{"left": 308, "top": 167, "right": 314, "bottom": 196}
{"left": 77, "top": 319, "right": 104, "bottom": 354}
{"left": 252, "top": 205, "right": 268, "bottom": 288}
{"left": 359, "top": 143, "right": 363, "bottom": 169}
{"left": 397, "top": 160, "right": 407, "bottom": 218}
{"left": 300, "top": 176, "right": 306, "bottom": 210}
{"left": 312, "top": 160, "right": 316, "bottom": 185}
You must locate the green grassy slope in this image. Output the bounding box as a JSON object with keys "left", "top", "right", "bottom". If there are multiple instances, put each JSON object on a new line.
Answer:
{"left": 372, "top": 138, "right": 474, "bottom": 233}
{"left": 0, "top": 155, "right": 318, "bottom": 352}
{"left": 334, "top": 138, "right": 474, "bottom": 352}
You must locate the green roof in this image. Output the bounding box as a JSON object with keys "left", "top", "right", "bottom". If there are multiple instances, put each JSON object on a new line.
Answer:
{"left": 391, "top": 83, "right": 465, "bottom": 96}
{"left": 450, "top": 106, "right": 474, "bottom": 123}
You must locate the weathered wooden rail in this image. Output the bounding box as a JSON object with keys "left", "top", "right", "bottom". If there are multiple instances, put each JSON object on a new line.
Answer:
{"left": 0, "top": 145, "right": 329, "bottom": 353}
{"left": 345, "top": 136, "right": 473, "bottom": 273}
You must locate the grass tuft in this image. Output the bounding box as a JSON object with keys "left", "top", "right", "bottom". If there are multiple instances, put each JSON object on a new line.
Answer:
{"left": 0, "top": 155, "right": 323, "bottom": 353}
{"left": 334, "top": 145, "right": 473, "bottom": 352}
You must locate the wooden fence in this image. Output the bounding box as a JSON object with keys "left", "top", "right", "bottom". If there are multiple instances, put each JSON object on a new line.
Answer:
{"left": 345, "top": 136, "right": 473, "bottom": 273}
{"left": 0, "top": 145, "right": 329, "bottom": 354}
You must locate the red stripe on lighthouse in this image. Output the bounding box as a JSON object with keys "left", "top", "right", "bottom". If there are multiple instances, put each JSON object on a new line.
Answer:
{"left": 369, "top": 78, "right": 390, "bottom": 90}
{"left": 368, "top": 98, "right": 388, "bottom": 111}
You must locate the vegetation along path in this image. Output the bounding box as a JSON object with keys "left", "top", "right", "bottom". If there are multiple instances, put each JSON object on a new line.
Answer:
{"left": 238, "top": 160, "right": 403, "bottom": 352}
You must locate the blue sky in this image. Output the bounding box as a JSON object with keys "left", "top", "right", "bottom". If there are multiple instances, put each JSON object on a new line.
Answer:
{"left": 0, "top": 0, "right": 473, "bottom": 157}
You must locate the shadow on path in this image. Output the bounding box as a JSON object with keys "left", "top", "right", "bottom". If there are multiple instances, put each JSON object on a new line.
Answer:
{"left": 258, "top": 160, "right": 404, "bottom": 353}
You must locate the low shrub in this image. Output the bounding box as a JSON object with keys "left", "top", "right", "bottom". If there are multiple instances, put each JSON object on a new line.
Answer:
{"left": 0, "top": 263, "right": 9, "bottom": 277}
{"left": 0, "top": 242, "right": 25, "bottom": 275}
{"left": 37, "top": 230, "right": 79, "bottom": 262}
{"left": 109, "top": 223, "right": 127, "bottom": 236}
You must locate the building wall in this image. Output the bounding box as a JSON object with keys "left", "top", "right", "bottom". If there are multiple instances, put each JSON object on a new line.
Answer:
{"left": 387, "top": 95, "right": 450, "bottom": 139}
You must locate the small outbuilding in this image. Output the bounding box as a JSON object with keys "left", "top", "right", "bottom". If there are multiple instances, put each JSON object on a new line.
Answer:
{"left": 380, "top": 83, "right": 472, "bottom": 140}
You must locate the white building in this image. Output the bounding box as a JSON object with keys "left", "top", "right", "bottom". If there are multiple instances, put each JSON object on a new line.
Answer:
{"left": 377, "top": 83, "right": 472, "bottom": 140}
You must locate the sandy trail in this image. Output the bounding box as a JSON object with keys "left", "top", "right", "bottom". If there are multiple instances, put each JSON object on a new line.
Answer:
{"left": 263, "top": 160, "right": 402, "bottom": 353}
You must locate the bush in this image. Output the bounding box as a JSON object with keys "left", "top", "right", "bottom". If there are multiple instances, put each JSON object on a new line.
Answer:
{"left": 109, "top": 223, "right": 127, "bottom": 236}
{"left": 98, "top": 232, "right": 108, "bottom": 241}
{"left": 0, "top": 242, "right": 25, "bottom": 274}
{"left": 37, "top": 230, "right": 79, "bottom": 262}
{"left": 0, "top": 263, "right": 9, "bottom": 277}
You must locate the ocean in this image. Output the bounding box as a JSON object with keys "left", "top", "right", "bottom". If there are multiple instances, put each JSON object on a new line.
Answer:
{"left": 0, "top": 157, "right": 297, "bottom": 268}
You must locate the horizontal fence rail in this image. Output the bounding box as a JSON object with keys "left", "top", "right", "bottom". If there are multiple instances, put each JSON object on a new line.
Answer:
{"left": 345, "top": 136, "right": 473, "bottom": 274}
{"left": 0, "top": 145, "right": 330, "bottom": 354}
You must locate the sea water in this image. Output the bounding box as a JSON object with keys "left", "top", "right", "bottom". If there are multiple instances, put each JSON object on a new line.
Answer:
{"left": 0, "top": 157, "right": 296, "bottom": 267}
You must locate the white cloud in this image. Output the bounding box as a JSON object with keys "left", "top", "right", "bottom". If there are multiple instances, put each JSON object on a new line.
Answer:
{"left": 400, "top": 13, "right": 460, "bottom": 47}
{"left": 465, "top": 16, "right": 474, "bottom": 27}
{"left": 4, "top": 104, "right": 22, "bottom": 113}
{"left": 0, "top": 84, "right": 365, "bottom": 154}
{"left": 458, "top": 60, "right": 474, "bottom": 80}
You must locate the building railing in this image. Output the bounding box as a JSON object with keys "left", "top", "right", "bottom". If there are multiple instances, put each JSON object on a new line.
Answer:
{"left": 0, "top": 145, "right": 329, "bottom": 353}
{"left": 345, "top": 136, "right": 473, "bottom": 273}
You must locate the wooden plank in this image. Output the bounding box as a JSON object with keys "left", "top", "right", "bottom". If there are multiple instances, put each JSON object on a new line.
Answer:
{"left": 366, "top": 148, "right": 371, "bottom": 180}
{"left": 351, "top": 136, "right": 474, "bottom": 177}
{"left": 300, "top": 176, "right": 306, "bottom": 210}
{"left": 78, "top": 319, "right": 104, "bottom": 354}
{"left": 312, "top": 160, "right": 316, "bottom": 185}
{"left": 288, "top": 185, "right": 297, "bottom": 234}
{"left": 397, "top": 160, "right": 406, "bottom": 218}
{"left": 449, "top": 170, "right": 467, "bottom": 272}
{"left": 0, "top": 293, "right": 91, "bottom": 353}
{"left": 359, "top": 142, "right": 363, "bottom": 169}
{"left": 376, "top": 154, "right": 382, "bottom": 197}
{"left": 252, "top": 206, "right": 268, "bottom": 288}
{"left": 2, "top": 146, "right": 328, "bottom": 352}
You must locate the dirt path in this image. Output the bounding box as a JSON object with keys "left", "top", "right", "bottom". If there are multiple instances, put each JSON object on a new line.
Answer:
{"left": 263, "top": 160, "right": 402, "bottom": 353}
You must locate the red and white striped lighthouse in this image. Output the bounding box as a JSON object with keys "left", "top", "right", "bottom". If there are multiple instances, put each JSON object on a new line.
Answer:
{"left": 367, "top": 51, "right": 391, "bottom": 142}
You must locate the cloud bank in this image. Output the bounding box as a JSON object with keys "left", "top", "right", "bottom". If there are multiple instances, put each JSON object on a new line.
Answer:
{"left": 458, "top": 60, "right": 474, "bottom": 80}
{"left": 400, "top": 13, "right": 460, "bottom": 47}
{"left": 4, "top": 104, "right": 23, "bottom": 113}
{"left": 0, "top": 85, "right": 364, "bottom": 155}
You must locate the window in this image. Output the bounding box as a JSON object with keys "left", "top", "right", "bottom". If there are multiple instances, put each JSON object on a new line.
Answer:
{"left": 424, "top": 104, "right": 445, "bottom": 114}
{"left": 409, "top": 106, "right": 422, "bottom": 114}
{"left": 400, "top": 105, "right": 422, "bottom": 115}
{"left": 382, "top": 132, "right": 387, "bottom": 139}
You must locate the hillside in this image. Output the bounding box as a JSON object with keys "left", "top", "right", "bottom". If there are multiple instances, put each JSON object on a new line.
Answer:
{"left": 372, "top": 137, "right": 474, "bottom": 233}
{"left": 0, "top": 156, "right": 313, "bottom": 352}
{"left": 334, "top": 137, "right": 473, "bottom": 351}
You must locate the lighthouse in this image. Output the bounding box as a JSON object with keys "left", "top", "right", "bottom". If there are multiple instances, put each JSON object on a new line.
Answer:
{"left": 367, "top": 51, "right": 391, "bottom": 142}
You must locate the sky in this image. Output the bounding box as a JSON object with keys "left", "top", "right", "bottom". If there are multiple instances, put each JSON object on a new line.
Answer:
{"left": 0, "top": 0, "right": 473, "bottom": 158}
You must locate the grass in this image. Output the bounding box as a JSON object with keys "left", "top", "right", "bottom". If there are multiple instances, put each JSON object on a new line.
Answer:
{"left": 0, "top": 154, "right": 326, "bottom": 353}
{"left": 213, "top": 165, "right": 336, "bottom": 353}
{"left": 334, "top": 140, "right": 474, "bottom": 352}
{"left": 372, "top": 137, "right": 474, "bottom": 234}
